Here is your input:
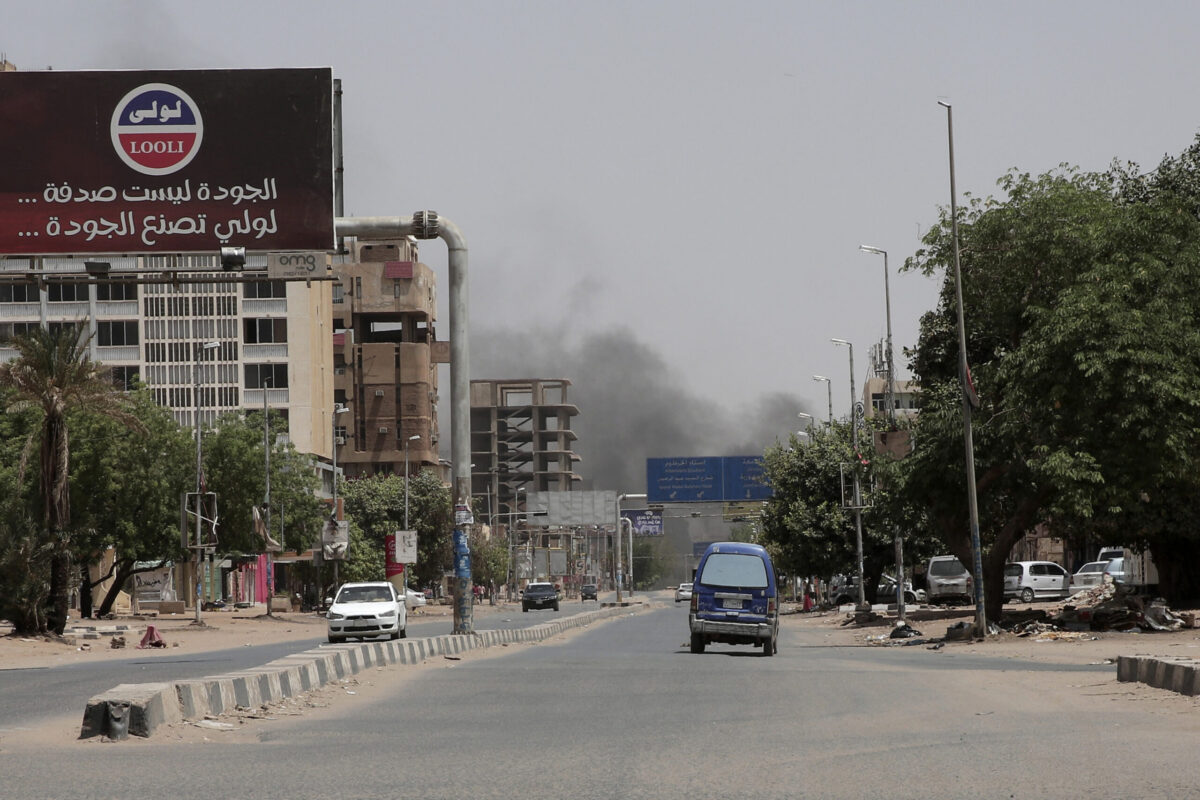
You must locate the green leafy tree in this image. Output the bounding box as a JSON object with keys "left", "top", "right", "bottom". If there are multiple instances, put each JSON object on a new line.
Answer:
{"left": 0, "top": 325, "right": 137, "bottom": 634}
{"left": 905, "top": 165, "right": 1200, "bottom": 617}
{"left": 761, "top": 419, "right": 940, "bottom": 603}
{"left": 338, "top": 471, "right": 453, "bottom": 594}
{"left": 631, "top": 536, "right": 666, "bottom": 590}
{"left": 0, "top": 402, "right": 50, "bottom": 632}
{"left": 202, "top": 410, "right": 323, "bottom": 558}
{"left": 469, "top": 527, "right": 509, "bottom": 602}
{"left": 68, "top": 386, "right": 194, "bottom": 616}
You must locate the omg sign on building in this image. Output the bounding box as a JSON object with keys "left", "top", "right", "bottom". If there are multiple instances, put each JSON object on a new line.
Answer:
{"left": 0, "top": 68, "right": 334, "bottom": 254}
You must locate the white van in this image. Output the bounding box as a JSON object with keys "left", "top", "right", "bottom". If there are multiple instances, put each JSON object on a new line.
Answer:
{"left": 925, "top": 556, "right": 972, "bottom": 604}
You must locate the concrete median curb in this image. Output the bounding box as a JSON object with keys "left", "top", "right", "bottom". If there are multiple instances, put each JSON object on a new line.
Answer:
{"left": 1117, "top": 654, "right": 1200, "bottom": 696}
{"left": 79, "top": 603, "right": 641, "bottom": 739}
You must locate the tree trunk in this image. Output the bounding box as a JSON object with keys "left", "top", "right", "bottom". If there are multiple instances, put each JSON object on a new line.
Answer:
{"left": 78, "top": 561, "right": 93, "bottom": 619}
{"left": 46, "top": 544, "right": 70, "bottom": 635}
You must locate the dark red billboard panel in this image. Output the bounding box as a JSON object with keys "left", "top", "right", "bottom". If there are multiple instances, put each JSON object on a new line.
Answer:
{"left": 0, "top": 68, "right": 334, "bottom": 255}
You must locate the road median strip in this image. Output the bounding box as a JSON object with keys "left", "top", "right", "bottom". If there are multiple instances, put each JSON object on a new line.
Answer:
{"left": 79, "top": 604, "right": 642, "bottom": 740}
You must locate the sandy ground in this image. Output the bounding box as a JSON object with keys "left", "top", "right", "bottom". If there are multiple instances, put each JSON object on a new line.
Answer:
{"left": 0, "top": 598, "right": 505, "bottom": 670}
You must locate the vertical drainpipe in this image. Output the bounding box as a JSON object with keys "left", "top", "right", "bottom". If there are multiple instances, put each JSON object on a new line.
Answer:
{"left": 334, "top": 213, "right": 474, "bottom": 633}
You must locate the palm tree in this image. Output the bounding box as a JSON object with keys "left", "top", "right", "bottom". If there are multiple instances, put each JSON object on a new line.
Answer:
{"left": 0, "top": 323, "right": 135, "bottom": 634}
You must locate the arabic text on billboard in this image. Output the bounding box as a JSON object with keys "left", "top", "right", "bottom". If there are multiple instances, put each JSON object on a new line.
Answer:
{"left": 646, "top": 456, "right": 771, "bottom": 504}
{"left": 0, "top": 68, "right": 334, "bottom": 255}
{"left": 621, "top": 509, "right": 664, "bottom": 536}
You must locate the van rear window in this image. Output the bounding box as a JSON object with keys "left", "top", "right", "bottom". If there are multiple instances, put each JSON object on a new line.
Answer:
{"left": 698, "top": 553, "right": 768, "bottom": 589}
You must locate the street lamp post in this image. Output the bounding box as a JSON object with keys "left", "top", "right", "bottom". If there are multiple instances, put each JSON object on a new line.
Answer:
{"left": 263, "top": 377, "right": 273, "bottom": 617}
{"left": 330, "top": 404, "right": 349, "bottom": 591}
{"left": 939, "top": 99, "right": 987, "bottom": 637}
{"left": 812, "top": 375, "right": 833, "bottom": 429}
{"left": 831, "top": 338, "right": 867, "bottom": 611}
{"left": 859, "top": 245, "right": 896, "bottom": 429}
{"left": 193, "top": 341, "right": 219, "bottom": 625}
{"left": 404, "top": 434, "right": 421, "bottom": 530}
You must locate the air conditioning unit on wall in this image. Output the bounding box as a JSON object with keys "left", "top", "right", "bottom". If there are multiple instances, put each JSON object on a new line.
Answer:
{"left": 335, "top": 436, "right": 345, "bottom": 445}
{"left": 378, "top": 426, "right": 389, "bottom": 434}
{"left": 374, "top": 389, "right": 385, "bottom": 397}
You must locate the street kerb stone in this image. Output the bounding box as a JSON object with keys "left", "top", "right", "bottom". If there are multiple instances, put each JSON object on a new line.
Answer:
{"left": 80, "top": 683, "right": 181, "bottom": 739}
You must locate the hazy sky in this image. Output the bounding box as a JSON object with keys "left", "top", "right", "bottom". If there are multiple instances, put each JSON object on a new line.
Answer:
{"left": 7, "top": 2, "right": 1200, "bottom": 489}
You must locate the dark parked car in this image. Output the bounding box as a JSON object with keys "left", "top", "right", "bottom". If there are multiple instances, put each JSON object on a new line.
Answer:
{"left": 580, "top": 583, "right": 598, "bottom": 601}
{"left": 522, "top": 582, "right": 560, "bottom": 612}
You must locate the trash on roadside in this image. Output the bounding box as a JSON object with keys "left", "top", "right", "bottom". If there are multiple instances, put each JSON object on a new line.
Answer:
{"left": 944, "top": 621, "right": 974, "bottom": 641}
{"left": 137, "top": 624, "right": 166, "bottom": 649}
{"left": 110, "top": 635, "right": 126, "bottom": 649}
{"left": 890, "top": 623, "right": 922, "bottom": 639}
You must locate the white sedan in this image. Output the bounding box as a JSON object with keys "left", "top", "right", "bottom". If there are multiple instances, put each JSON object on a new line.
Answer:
{"left": 404, "top": 587, "right": 427, "bottom": 610}
{"left": 326, "top": 581, "right": 407, "bottom": 643}
{"left": 675, "top": 582, "right": 694, "bottom": 603}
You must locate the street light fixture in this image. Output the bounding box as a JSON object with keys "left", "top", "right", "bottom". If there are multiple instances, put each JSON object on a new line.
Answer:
{"left": 859, "top": 245, "right": 896, "bottom": 429}
{"left": 831, "top": 338, "right": 867, "bottom": 611}
{"left": 812, "top": 375, "right": 833, "bottom": 429}
{"left": 404, "top": 434, "right": 421, "bottom": 530}
{"left": 193, "top": 341, "right": 219, "bottom": 625}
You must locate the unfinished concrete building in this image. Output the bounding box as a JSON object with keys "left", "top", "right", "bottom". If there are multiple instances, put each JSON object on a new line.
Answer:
{"left": 471, "top": 378, "right": 581, "bottom": 524}
{"left": 332, "top": 238, "right": 445, "bottom": 479}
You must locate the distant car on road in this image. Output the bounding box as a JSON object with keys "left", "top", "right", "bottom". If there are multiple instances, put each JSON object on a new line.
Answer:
{"left": 326, "top": 581, "right": 406, "bottom": 643}
{"left": 674, "top": 582, "right": 693, "bottom": 603}
{"left": 581, "top": 583, "right": 598, "bottom": 601}
{"left": 1069, "top": 561, "right": 1111, "bottom": 595}
{"left": 522, "top": 582, "right": 560, "bottom": 612}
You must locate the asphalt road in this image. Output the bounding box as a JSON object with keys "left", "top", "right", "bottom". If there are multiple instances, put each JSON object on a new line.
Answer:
{"left": 0, "top": 602, "right": 578, "bottom": 730}
{"left": 5, "top": 600, "right": 1200, "bottom": 799}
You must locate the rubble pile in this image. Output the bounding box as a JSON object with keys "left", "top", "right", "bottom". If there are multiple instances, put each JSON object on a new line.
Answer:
{"left": 1051, "top": 580, "right": 1186, "bottom": 633}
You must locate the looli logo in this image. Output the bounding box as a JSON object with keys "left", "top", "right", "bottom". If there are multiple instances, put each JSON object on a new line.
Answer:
{"left": 110, "top": 83, "right": 203, "bottom": 176}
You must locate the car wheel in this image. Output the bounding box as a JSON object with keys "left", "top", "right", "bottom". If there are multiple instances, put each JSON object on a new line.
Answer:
{"left": 553, "top": 602, "right": 559, "bottom": 611}
{"left": 327, "top": 634, "right": 343, "bottom": 644}
{"left": 389, "top": 630, "right": 400, "bottom": 641}
{"left": 1020, "top": 587, "right": 1035, "bottom": 603}
{"left": 689, "top": 632, "right": 705, "bottom": 654}
{"left": 903, "top": 591, "right": 917, "bottom": 604}
{"left": 522, "top": 605, "right": 529, "bottom": 613}
{"left": 761, "top": 637, "right": 775, "bottom": 656}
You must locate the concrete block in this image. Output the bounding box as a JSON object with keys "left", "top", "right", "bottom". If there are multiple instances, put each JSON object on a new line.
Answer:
{"left": 80, "top": 683, "right": 181, "bottom": 738}
{"left": 175, "top": 680, "right": 212, "bottom": 719}
{"left": 1117, "top": 655, "right": 1141, "bottom": 682}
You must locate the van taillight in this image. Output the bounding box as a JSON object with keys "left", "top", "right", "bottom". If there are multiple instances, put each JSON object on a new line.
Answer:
{"left": 690, "top": 593, "right": 698, "bottom": 613}
{"left": 767, "top": 597, "right": 777, "bottom": 615}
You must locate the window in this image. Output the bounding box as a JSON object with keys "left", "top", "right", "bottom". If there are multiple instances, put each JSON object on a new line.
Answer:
{"left": 97, "top": 320, "right": 139, "bottom": 347}
{"left": 332, "top": 283, "right": 345, "bottom": 304}
{"left": 243, "top": 318, "right": 288, "bottom": 344}
{"left": 244, "top": 363, "right": 288, "bottom": 389}
{"left": 110, "top": 366, "right": 140, "bottom": 391}
{"left": 243, "top": 280, "right": 286, "bottom": 299}
{"left": 97, "top": 282, "right": 136, "bottom": 301}
{"left": 48, "top": 283, "right": 87, "bottom": 302}
{"left": 698, "top": 553, "right": 768, "bottom": 589}
{"left": 0, "top": 322, "right": 39, "bottom": 341}
{"left": 0, "top": 283, "right": 38, "bottom": 302}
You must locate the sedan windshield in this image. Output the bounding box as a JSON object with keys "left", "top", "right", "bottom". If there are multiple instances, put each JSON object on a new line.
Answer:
{"left": 337, "top": 587, "right": 393, "bottom": 603}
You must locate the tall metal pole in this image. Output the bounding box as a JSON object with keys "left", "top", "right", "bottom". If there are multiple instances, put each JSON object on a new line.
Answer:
{"left": 860, "top": 245, "right": 896, "bottom": 428}
{"left": 832, "top": 338, "right": 867, "bottom": 610}
{"left": 614, "top": 495, "right": 623, "bottom": 603}
{"left": 193, "top": 341, "right": 217, "bottom": 625}
{"left": 331, "top": 405, "right": 345, "bottom": 591}
{"left": 264, "top": 378, "right": 273, "bottom": 617}
{"left": 813, "top": 375, "right": 833, "bottom": 429}
{"left": 939, "top": 100, "right": 987, "bottom": 637}
{"left": 404, "top": 434, "right": 420, "bottom": 529}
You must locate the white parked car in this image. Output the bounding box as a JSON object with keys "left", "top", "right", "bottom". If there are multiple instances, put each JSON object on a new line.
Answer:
{"left": 926, "top": 556, "right": 972, "bottom": 604}
{"left": 1004, "top": 561, "right": 1070, "bottom": 603}
{"left": 675, "top": 582, "right": 694, "bottom": 603}
{"left": 1069, "top": 561, "right": 1111, "bottom": 595}
{"left": 404, "top": 587, "right": 427, "bottom": 611}
{"left": 326, "top": 581, "right": 407, "bottom": 643}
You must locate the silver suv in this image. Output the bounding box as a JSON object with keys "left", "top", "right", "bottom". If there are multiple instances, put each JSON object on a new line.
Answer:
{"left": 925, "top": 556, "right": 972, "bottom": 604}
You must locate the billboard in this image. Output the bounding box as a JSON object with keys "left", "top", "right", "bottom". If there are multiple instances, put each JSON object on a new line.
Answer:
{"left": 646, "top": 456, "right": 772, "bottom": 504}
{"left": 0, "top": 68, "right": 334, "bottom": 255}
{"left": 621, "top": 509, "right": 664, "bottom": 536}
